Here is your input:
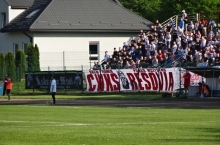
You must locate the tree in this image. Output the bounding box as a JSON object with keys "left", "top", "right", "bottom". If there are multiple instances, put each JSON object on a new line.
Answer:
{"left": 34, "top": 44, "right": 40, "bottom": 71}
{"left": 119, "top": 0, "right": 161, "bottom": 22}
{"left": 0, "top": 53, "right": 6, "bottom": 80}
{"left": 15, "top": 50, "right": 26, "bottom": 80}
{"left": 5, "top": 52, "right": 16, "bottom": 81}
{"left": 119, "top": 0, "right": 220, "bottom": 23}
{"left": 27, "top": 43, "right": 35, "bottom": 72}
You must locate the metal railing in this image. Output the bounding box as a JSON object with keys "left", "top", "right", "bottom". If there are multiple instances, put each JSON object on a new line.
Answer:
{"left": 161, "top": 13, "right": 199, "bottom": 28}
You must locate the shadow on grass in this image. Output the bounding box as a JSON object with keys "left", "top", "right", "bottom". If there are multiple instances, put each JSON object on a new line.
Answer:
{"left": 157, "top": 127, "right": 220, "bottom": 143}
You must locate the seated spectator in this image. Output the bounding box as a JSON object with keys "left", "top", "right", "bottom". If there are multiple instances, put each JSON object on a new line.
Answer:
{"left": 130, "top": 60, "right": 136, "bottom": 69}
{"left": 93, "top": 61, "right": 98, "bottom": 70}
{"left": 124, "top": 61, "right": 131, "bottom": 69}
{"left": 122, "top": 42, "right": 129, "bottom": 50}
{"left": 202, "top": 81, "right": 210, "bottom": 97}
{"left": 152, "top": 55, "right": 158, "bottom": 67}
{"left": 105, "top": 61, "right": 111, "bottom": 69}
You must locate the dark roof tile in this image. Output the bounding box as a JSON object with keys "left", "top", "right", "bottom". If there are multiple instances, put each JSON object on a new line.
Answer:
{"left": 4, "top": 0, "right": 34, "bottom": 8}
{"left": 2, "top": 0, "right": 153, "bottom": 32}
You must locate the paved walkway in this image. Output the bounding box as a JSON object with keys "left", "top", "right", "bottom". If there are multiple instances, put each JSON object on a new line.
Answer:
{"left": 0, "top": 99, "right": 220, "bottom": 109}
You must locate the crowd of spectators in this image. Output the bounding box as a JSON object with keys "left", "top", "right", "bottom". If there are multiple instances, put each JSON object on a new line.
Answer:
{"left": 93, "top": 10, "right": 220, "bottom": 70}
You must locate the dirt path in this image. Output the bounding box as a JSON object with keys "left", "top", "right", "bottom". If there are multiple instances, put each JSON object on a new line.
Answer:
{"left": 0, "top": 99, "right": 220, "bottom": 109}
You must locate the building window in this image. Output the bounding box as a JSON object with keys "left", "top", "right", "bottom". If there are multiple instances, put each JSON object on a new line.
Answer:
{"left": 89, "top": 42, "right": 99, "bottom": 61}
{"left": 22, "top": 42, "right": 28, "bottom": 55}
{"left": 1, "top": 13, "right": 6, "bottom": 28}
{"left": 13, "top": 43, "right": 19, "bottom": 55}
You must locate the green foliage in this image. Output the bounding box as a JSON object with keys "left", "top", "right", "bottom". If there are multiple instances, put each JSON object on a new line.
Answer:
{"left": 119, "top": 0, "right": 220, "bottom": 22}
{"left": 0, "top": 53, "right": 6, "bottom": 80}
{"left": 5, "top": 52, "right": 16, "bottom": 81}
{"left": 15, "top": 50, "right": 26, "bottom": 80}
{"left": 27, "top": 43, "right": 35, "bottom": 72}
{"left": 34, "top": 44, "right": 40, "bottom": 71}
{"left": 27, "top": 43, "right": 41, "bottom": 72}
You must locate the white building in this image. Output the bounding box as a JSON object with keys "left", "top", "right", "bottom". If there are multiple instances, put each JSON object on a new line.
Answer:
{"left": 0, "top": 0, "right": 153, "bottom": 70}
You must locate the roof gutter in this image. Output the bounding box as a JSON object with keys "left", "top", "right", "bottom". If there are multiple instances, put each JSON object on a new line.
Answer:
{"left": 23, "top": 31, "right": 33, "bottom": 43}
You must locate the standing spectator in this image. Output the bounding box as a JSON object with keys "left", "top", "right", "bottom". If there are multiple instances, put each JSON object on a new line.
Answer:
{"left": 172, "top": 27, "right": 178, "bottom": 43}
{"left": 50, "top": 75, "right": 56, "bottom": 105}
{"left": 170, "top": 18, "right": 175, "bottom": 30}
{"left": 182, "top": 10, "right": 187, "bottom": 29}
{"left": 101, "top": 51, "right": 109, "bottom": 69}
{"left": 5, "top": 75, "right": 12, "bottom": 102}
{"left": 155, "top": 19, "right": 159, "bottom": 27}
{"left": 183, "top": 70, "right": 191, "bottom": 94}
{"left": 179, "top": 18, "right": 185, "bottom": 30}
{"left": 188, "top": 21, "right": 195, "bottom": 31}
{"left": 165, "top": 32, "right": 171, "bottom": 47}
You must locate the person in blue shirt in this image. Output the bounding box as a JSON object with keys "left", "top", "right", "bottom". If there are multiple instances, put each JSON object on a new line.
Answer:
{"left": 170, "top": 18, "right": 175, "bottom": 29}
{"left": 179, "top": 18, "right": 185, "bottom": 30}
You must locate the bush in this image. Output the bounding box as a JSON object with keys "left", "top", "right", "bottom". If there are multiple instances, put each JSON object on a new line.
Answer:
{"left": 5, "top": 52, "right": 16, "bottom": 81}
{"left": 0, "top": 53, "right": 6, "bottom": 80}
{"left": 34, "top": 44, "right": 40, "bottom": 71}
{"left": 15, "top": 50, "right": 26, "bottom": 80}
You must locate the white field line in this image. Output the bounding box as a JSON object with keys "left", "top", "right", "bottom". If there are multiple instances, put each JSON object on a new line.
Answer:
{"left": 0, "top": 120, "right": 219, "bottom": 127}
{"left": 17, "top": 105, "right": 81, "bottom": 109}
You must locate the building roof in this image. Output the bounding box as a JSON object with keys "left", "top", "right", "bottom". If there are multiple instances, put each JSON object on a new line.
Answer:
{"left": 184, "top": 67, "right": 220, "bottom": 78}
{"left": 4, "top": 0, "right": 35, "bottom": 8}
{"left": 1, "top": 0, "right": 153, "bottom": 33}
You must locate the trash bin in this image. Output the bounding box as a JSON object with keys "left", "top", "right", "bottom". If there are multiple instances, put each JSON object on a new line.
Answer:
{"left": 0, "top": 80, "right": 4, "bottom": 96}
{"left": 0, "top": 87, "right": 3, "bottom": 96}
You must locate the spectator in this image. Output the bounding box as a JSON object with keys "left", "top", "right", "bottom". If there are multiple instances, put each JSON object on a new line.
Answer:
{"left": 152, "top": 55, "right": 158, "bottom": 67}
{"left": 101, "top": 51, "right": 109, "bottom": 69}
{"left": 93, "top": 61, "right": 98, "bottom": 70}
{"left": 130, "top": 60, "right": 136, "bottom": 69}
{"left": 5, "top": 75, "right": 12, "bottom": 102}
{"left": 170, "top": 18, "right": 175, "bottom": 30}
{"left": 179, "top": 18, "right": 185, "bottom": 30}
{"left": 183, "top": 70, "right": 191, "bottom": 94}
{"left": 202, "top": 81, "right": 210, "bottom": 97}
{"left": 124, "top": 61, "right": 131, "bottom": 69}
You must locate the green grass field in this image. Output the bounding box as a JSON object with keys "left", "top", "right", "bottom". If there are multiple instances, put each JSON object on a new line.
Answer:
{"left": 1, "top": 105, "right": 220, "bottom": 145}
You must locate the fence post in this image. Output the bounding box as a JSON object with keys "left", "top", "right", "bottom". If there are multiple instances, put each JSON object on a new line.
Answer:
{"left": 90, "top": 51, "right": 91, "bottom": 69}
{"left": 138, "top": 68, "right": 140, "bottom": 93}
{"left": 81, "top": 65, "right": 84, "bottom": 93}
{"left": 175, "top": 15, "right": 178, "bottom": 28}
{"left": 32, "top": 67, "right": 34, "bottom": 93}
{"left": 64, "top": 70, "right": 66, "bottom": 94}
{"left": 63, "top": 51, "right": 65, "bottom": 71}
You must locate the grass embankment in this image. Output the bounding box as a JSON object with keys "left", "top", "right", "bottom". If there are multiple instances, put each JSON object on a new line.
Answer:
{"left": 0, "top": 105, "right": 219, "bottom": 145}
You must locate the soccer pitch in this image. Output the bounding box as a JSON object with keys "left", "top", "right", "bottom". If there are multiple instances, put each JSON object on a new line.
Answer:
{"left": 0, "top": 105, "right": 220, "bottom": 145}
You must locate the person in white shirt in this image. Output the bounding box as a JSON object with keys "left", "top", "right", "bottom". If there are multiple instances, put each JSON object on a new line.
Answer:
{"left": 165, "top": 32, "right": 171, "bottom": 47}
{"left": 50, "top": 76, "right": 57, "bottom": 105}
{"left": 172, "top": 41, "right": 177, "bottom": 53}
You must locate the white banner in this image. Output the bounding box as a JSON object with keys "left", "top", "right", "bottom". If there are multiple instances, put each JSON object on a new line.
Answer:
{"left": 84, "top": 68, "right": 182, "bottom": 92}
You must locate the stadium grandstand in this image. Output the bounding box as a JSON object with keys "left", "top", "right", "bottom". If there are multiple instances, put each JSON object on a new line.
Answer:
{"left": 95, "top": 11, "right": 220, "bottom": 70}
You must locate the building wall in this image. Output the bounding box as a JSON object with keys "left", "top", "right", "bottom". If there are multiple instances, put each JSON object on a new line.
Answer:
{"left": 8, "top": 6, "right": 25, "bottom": 22}
{"left": 0, "top": 0, "right": 9, "bottom": 27}
{"left": 0, "top": 32, "right": 30, "bottom": 54}
{"left": 33, "top": 32, "right": 137, "bottom": 70}
{"left": 0, "top": 1, "right": 27, "bottom": 54}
